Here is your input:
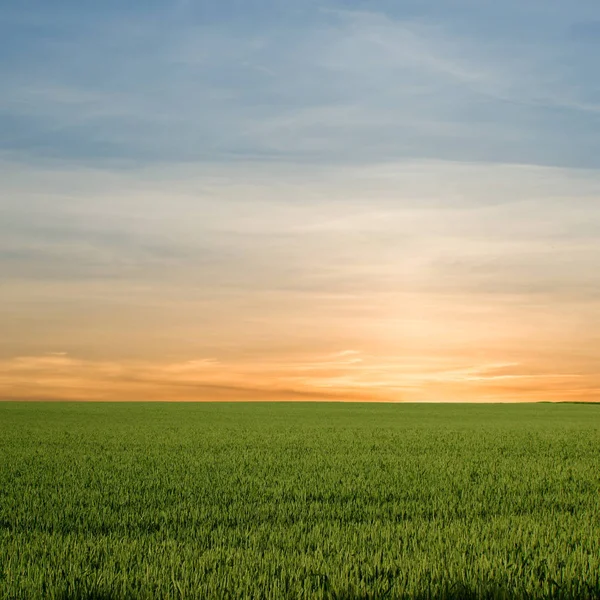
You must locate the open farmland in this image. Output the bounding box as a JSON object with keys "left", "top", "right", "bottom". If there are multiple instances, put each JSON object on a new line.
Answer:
{"left": 0, "top": 402, "right": 599, "bottom": 599}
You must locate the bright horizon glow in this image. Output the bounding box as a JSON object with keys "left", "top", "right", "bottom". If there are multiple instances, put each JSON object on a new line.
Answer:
{"left": 1, "top": 1, "right": 599, "bottom": 402}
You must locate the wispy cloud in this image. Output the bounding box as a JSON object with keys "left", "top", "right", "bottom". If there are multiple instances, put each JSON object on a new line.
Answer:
{"left": 1, "top": 1, "right": 599, "bottom": 167}
{"left": 1, "top": 351, "right": 597, "bottom": 403}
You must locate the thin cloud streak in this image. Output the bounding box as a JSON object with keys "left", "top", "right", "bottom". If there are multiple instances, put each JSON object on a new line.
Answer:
{"left": 1, "top": 352, "right": 598, "bottom": 403}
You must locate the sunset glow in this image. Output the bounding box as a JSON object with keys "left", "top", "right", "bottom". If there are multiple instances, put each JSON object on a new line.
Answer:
{"left": 2, "top": 2, "right": 599, "bottom": 402}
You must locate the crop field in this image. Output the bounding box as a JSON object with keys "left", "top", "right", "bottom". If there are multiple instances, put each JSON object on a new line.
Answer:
{"left": 0, "top": 402, "right": 599, "bottom": 599}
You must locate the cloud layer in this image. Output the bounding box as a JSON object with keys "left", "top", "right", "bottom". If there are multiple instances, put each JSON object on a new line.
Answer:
{"left": 1, "top": 0, "right": 599, "bottom": 401}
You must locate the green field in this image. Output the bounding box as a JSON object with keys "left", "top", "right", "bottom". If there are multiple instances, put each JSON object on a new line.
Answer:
{"left": 1, "top": 402, "right": 599, "bottom": 599}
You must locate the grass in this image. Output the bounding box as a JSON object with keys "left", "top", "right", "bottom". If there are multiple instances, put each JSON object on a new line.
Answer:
{"left": 0, "top": 402, "right": 599, "bottom": 599}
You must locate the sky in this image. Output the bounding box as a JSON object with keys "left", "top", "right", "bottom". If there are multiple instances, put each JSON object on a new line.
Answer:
{"left": 1, "top": 0, "right": 599, "bottom": 402}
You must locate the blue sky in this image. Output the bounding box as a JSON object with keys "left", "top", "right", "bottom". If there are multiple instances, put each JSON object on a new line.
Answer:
{"left": 2, "top": 0, "right": 599, "bottom": 167}
{"left": 1, "top": 0, "right": 600, "bottom": 401}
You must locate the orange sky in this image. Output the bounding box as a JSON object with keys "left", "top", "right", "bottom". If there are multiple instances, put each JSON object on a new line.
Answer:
{"left": 2, "top": 161, "right": 599, "bottom": 402}
{"left": 2, "top": 2, "right": 600, "bottom": 403}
